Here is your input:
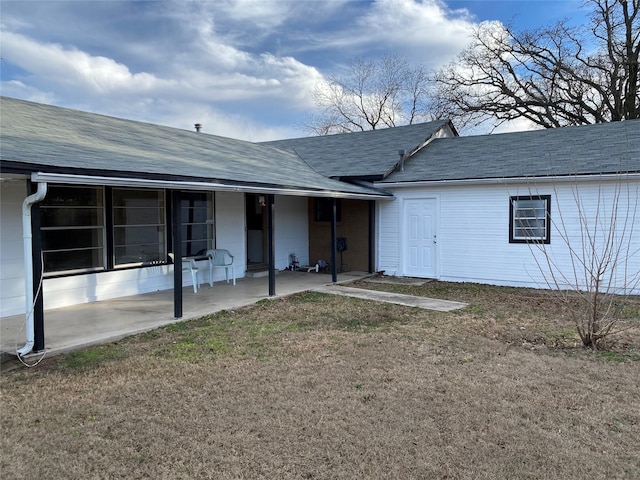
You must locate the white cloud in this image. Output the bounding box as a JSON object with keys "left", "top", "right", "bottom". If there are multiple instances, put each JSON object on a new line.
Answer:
{"left": 1, "top": 31, "right": 173, "bottom": 95}
{"left": 1, "top": 1, "right": 324, "bottom": 101}
{"left": 215, "top": 0, "right": 293, "bottom": 30}
{"left": 303, "top": 0, "right": 478, "bottom": 68}
{"left": 492, "top": 117, "right": 540, "bottom": 134}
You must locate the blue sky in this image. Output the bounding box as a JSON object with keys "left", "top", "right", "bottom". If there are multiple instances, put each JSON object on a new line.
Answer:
{"left": 1, "top": 0, "right": 588, "bottom": 140}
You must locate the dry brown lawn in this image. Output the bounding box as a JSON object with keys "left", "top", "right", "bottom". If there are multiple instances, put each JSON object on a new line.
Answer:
{"left": 1, "top": 281, "right": 639, "bottom": 479}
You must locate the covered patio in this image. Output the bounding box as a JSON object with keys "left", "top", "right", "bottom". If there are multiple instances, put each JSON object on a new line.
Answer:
{"left": 1, "top": 270, "right": 369, "bottom": 357}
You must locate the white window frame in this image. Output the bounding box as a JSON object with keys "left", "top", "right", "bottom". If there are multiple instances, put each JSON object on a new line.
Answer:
{"left": 509, "top": 195, "right": 551, "bottom": 244}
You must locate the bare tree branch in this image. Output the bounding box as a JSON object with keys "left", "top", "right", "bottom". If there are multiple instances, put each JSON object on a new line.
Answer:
{"left": 305, "top": 54, "right": 440, "bottom": 135}
{"left": 434, "top": 0, "right": 640, "bottom": 131}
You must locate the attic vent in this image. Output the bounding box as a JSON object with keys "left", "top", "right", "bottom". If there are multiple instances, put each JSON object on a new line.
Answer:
{"left": 194, "top": 123, "right": 202, "bottom": 133}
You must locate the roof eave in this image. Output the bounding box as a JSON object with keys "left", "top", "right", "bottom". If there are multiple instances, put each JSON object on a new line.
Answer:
{"left": 377, "top": 172, "right": 640, "bottom": 187}
{"left": 31, "top": 171, "right": 394, "bottom": 200}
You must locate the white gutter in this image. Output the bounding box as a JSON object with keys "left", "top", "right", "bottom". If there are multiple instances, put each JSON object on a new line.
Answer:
{"left": 377, "top": 173, "right": 640, "bottom": 188}
{"left": 31, "top": 172, "right": 393, "bottom": 201}
{"left": 17, "top": 181, "right": 48, "bottom": 356}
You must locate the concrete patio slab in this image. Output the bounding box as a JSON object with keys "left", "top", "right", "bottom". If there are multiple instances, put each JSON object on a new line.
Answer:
{"left": 1, "top": 271, "right": 369, "bottom": 357}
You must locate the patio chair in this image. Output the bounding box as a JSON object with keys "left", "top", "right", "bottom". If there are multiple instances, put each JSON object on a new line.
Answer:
{"left": 207, "top": 249, "right": 236, "bottom": 287}
{"left": 168, "top": 253, "right": 199, "bottom": 293}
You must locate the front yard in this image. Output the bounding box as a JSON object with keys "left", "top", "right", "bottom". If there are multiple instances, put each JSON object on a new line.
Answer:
{"left": 1, "top": 281, "right": 639, "bottom": 479}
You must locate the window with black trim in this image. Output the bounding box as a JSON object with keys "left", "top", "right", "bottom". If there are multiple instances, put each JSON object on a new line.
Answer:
{"left": 41, "top": 185, "right": 105, "bottom": 274}
{"left": 315, "top": 198, "right": 342, "bottom": 222}
{"left": 40, "top": 187, "right": 215, "bottom": 274}
{"left": 180, "top": 192, "right": 214, "bottom": 257}
{"left": 113, "top": 188, "right": 166, "bottom": 265}
{"left": 509, "top": 195, "right": 551, "bottom": 244}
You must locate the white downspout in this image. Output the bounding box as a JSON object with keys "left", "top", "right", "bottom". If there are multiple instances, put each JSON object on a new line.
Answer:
{"left": 17, "top": 182, "right": 48, "bottom": 356}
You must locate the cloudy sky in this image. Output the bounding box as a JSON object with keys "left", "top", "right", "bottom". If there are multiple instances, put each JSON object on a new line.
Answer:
{"left": 1, "top": 0, "right": 588, "bottom": 141}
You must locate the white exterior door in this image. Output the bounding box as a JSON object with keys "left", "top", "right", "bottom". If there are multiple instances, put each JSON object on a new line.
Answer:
{"left": 403, "top": 198, "right": 437, "bottom": 278}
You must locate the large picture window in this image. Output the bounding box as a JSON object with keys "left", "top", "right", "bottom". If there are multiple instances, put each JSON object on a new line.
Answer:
{"left": 41, "top": 186, "right": 105, "bottom": 274}
{"left": 113, "top": 189, "right": 166, "bottom": 266}
{"left": 509, "top": 195, "right": 551, "bottom": 244}
{"left": 180, "top": 192, "right": 214, "bottom": 257}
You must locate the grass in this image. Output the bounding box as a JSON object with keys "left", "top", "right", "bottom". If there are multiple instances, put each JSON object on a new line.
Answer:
{"left": 55, "top": 344, "right": 129, "bottom": 371}
{"left": 1, "top": 281, "right": 639, "bottom": 479}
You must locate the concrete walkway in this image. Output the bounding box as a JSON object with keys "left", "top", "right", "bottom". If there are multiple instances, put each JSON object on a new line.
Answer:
{"left": 314, "top": 284, "right": 468, "bottom": 312}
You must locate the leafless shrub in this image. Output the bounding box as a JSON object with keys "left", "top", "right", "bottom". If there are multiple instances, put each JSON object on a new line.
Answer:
{"left": 524, "top": 175, "right": 640, "bottom": 349}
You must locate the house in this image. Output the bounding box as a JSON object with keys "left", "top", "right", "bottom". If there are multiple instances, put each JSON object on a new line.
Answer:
{"left": 375, "top": 121, "right": 640, "bottom": 294}
{"left": 2, "top": 96, "right": 638, "bottom": 356}
{"left": 2, "top": 97, "right": 451, "bottom": 354}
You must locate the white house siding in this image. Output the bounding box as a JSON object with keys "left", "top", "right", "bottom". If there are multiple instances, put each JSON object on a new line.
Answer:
{"left": 0, "top": 179, "right": 28, "bottom": 317}
{"left": 274, "top": 195, "right": 309, "bottom": 270}
{"left": 43, "top": 265, "right": 174, "bottom": 310}
{"left": 378, "top": 178, "right": 640, "bottom": 294}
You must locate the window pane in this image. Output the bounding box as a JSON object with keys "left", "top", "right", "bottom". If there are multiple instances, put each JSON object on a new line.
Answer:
{"left": 44, "top": 248, "right": 104, "bottom": 273}
{"left": 41, "top": 186, "right": 105, "bottom": 273}
{"left": 114, "top": 225, "right": 165, "bottom": 247}
{"left": 180, "top": 192, "right": 213, "bottom": 257}
{"left": 113, "top": 189, "right": 166, "bottom": 266}
{"left": 113, "top": 207, "right": 164, "bottom": 225}
{"left": 113, "top": 189, "right": 164, "bottom": 208}
{"left": 182, "top": 224, "right": 208, "bottom": 240}
{"left": 44, "top": 186, "right": 103, "bottom": 207}
{"left": 114, "top": 245, "right": 164, "bottom": 264}
{"left": 183, "top": 239, "right": 208, "bottom": 257}
{"left": 42, "top": 227, "right": 104, "bottom": 251}
{"left": 41, "top": 207, "right": 103, "bottom": 228}
{"left": 182, "top": 206, "right": 209, "bottom": 224}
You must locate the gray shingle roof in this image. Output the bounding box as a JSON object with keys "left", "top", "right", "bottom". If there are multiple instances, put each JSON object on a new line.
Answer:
{"left": 380, "top": 120, "right": 640, "bottom": 183}
{"left": 261, "top": 120, "right": 452, "bottom": 179}
{"left": 0, "top": 97, "right": 390, "bottom": 198}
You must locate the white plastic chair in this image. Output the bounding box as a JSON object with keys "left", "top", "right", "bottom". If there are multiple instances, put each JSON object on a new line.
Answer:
{"left": 168, "top": 253, "right": 199, "bottom": 293}
{"left": 206, "top": 249, "right": 235, "bottom": 286}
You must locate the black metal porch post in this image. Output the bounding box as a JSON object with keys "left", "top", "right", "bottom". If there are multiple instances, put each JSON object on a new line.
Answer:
{"left": 28, "top": 181, "right": 45, "bottom": 352}
{"left": 331, "top": 198, "right": 337, "bottom": 283}
{"left": 267, "top": 194, "right": 276, "bottom": 296}
{"left": 368, "top": 200, "right": 375, "bottom": 274}
{"left": 172, "top": 190, "right": 183, "bottom": 318}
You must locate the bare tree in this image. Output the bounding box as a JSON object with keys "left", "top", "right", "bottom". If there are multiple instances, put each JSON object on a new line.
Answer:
{"left": 524, "top": 176, "right": 640, "bottom": 350}
{"left": 306, "top": 54, "right": 437, "bottom": 135}
{"left": 434, "top": 0, "right": 640, "bottom": 131}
